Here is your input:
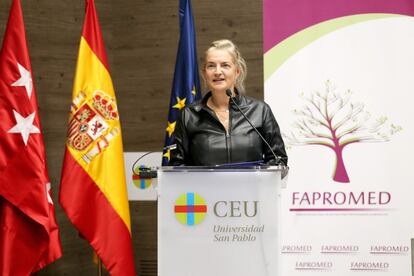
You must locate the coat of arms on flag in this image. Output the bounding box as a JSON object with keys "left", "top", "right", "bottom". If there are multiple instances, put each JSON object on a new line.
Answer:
{"left": 67, "top": 90, "right": 120, "bottom": 163}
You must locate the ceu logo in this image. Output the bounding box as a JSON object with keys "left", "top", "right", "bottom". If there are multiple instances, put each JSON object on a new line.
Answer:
{"left": 284, "top": 80, "right": 402, "bottom": 183}
{"left": 174, "top": 193, "right": 207, "bottom": 226}
{"left": 132, "top": 165, "right": 152, "bottom": 190}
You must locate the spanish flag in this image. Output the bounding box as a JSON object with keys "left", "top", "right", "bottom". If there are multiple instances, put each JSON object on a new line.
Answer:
{"left": 59, "top": 0, "right": 135, "bottom": 275}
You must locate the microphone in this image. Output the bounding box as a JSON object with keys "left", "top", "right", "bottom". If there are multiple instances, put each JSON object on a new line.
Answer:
{"left": 132, "top": 151, "right": 158, "bottom": 178}
{"left": 225, "top": 89, "right": 283, "bottom": 166}
{"left": 163, "top": 143, "right": 177, "bottom": 150}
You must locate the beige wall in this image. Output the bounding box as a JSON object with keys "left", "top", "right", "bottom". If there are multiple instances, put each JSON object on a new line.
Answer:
{"left": 0, "top": 0, "right": 262, "bottom": 275}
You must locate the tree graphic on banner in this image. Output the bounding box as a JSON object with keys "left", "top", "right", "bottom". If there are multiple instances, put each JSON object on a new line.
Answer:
{"left": 284, "top": 80, "right": 402, "bottom": 183}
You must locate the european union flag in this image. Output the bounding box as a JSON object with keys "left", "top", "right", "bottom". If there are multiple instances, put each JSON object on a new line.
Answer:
{"left": 162, "top": 0, "right": 201, "bottom": 165}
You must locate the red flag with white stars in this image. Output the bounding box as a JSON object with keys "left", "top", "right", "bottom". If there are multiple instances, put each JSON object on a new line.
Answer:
{"left": 0, "top": 0, "right": 62, "bottom": 274}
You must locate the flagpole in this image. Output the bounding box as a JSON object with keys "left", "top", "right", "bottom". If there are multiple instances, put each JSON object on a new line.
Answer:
{"left": 97, "top": 257, "right": 102, "bottom": 276}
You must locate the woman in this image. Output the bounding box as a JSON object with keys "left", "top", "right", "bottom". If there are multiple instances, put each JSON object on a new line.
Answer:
{"left": 169, "top": 39, "right": 287, "bottom": 166}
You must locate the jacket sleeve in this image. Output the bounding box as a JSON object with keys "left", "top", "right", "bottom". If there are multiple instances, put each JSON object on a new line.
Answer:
{"left": 262, "top": 103, "right": 288, "bottom": 165}
{"left": 168, "top": 109, "right": 189, "bottom": 166}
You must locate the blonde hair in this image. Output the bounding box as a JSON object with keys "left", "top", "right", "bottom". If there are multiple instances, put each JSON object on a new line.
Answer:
{"left": 202, "top": 39, "right": 247, "bottom": 93}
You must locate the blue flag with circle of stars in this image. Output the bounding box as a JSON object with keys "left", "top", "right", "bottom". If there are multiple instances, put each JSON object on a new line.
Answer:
{"left": 162, "top": 0, "right": 201, "bottom": 165}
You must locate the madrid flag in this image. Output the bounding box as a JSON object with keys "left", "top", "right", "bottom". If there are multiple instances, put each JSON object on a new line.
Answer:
{"left": 59, "top": 0, "right": 136, "bottom": 275}
{"left": 0, "top": 0, "right": 62, "bottom": 274}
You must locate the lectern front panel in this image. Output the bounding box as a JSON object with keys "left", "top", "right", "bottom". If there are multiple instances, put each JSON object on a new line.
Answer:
{"left": 158, "top": 167, "right": 283, "bottom": 276}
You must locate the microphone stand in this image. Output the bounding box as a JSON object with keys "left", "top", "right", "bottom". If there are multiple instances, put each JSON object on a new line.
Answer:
{"left": 225, "top": 89, "right": 282, "bottom": 166}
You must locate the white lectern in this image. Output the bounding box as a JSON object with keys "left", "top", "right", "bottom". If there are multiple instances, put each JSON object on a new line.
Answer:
{"left": 158, "top": 166, "right": 286, "bottom": 276}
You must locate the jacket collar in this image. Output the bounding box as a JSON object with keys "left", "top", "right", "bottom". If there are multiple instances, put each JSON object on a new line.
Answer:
{"left": 194, "top": 90, "right": 246, "bottom": 112}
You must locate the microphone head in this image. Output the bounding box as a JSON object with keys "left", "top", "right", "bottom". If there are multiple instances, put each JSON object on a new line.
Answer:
{"left": 225, "top": 89, "right": 232, "bottom": 97}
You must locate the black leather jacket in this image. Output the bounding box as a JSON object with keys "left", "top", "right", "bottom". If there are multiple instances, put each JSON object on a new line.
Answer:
{"left": 169, "top": 92, "right": 288, "bottom": 166}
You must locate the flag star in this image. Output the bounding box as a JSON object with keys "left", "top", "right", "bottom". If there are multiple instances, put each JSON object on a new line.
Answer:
{"left": 166, "top": 121, "right": 176, "bottom": 137}
{"left": 173, "top": 97, "right": 186, "bottom": 110}
{"left": 163, "top": 149, "right": 171, "bottom": 161}
{"left": 12, "top": 63, "right": 33, "bottom": 99}
{"left": 192, "top": 86, "right": 196, "bottom": 96}
{"left": 46, "top": 183, "right": 53, "bottom": 204}
{"left": 8, "top": 110, "right": 40, "bottom": 145}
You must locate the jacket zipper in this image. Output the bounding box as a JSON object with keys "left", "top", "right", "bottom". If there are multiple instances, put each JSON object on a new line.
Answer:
{"left": 226, "top": 106, "right": 232, "bottom": 163}
{"left": 205, "top": 106, "right": 232, "bottom": 163}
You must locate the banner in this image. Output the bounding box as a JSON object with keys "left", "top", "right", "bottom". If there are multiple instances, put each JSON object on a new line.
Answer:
{"left": 124, "top": 152, "right": 161, "bottom": 201}
{"left": 264, "top": 1, "right": 414, "bottom": 275}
